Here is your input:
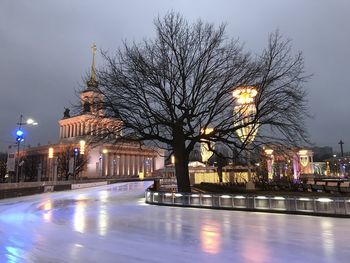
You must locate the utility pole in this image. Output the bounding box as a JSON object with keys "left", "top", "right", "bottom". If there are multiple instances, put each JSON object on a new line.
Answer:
{"left": 15, "top": 115, "right": 24, "bottom": 183}
{"left": 339, "top": 140, "right": 344, "bottom": 157}
{"left": 14, "top": 115, "right": 38, "bottom": 182}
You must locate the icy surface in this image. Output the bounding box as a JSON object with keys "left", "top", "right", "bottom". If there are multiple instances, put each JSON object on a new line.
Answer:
{"left": 0, "top": 181, "right": 349, "bottom": 263}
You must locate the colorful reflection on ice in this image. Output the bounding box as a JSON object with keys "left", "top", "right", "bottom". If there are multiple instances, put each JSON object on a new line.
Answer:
{"left": 98, "top": 190, "right": 109, "bottom": 236}
{"left": 41, "top": 199, "right": 52, "bottom": 222}
{"left": 73, "top": 195, "right": 87, "bottom": 233}
{"left": 200, "top": 221, "right": 222, "bottom": 254}
{"left": 5, "top": 246, "right": 21, "bottom": 263}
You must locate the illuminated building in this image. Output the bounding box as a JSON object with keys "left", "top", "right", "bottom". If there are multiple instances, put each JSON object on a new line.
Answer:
{"left": 262, "top": 147, "right": 314, "bottom": 180}
{"left": 233, "top": 86, "right": 258, "bottom": 188}
{"left": 16, "top": 45, "right": 164, "bottom": 182}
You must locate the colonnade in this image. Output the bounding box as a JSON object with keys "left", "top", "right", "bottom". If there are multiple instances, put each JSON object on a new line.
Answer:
{"left": 100, "top": 153, "right": 155, "bottom": 177}
{"left": 59, "top": 122, "right": 110, "bottom": 139}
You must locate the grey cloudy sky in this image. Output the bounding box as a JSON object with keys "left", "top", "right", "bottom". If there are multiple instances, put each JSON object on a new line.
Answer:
{"left": 0, "top": 0, "right": 349, "bottom": 152}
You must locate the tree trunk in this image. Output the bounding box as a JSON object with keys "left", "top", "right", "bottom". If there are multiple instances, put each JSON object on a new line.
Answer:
{"left": 173, "top": 130, "right": 191, "bottom": 193}
{"left": 217, "top": 165, "right": 223, "bottom": 183}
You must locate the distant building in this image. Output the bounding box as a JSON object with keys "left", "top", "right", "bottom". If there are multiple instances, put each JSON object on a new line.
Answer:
{"left": 262, "top": 147, "right": 314, "bottom": 180}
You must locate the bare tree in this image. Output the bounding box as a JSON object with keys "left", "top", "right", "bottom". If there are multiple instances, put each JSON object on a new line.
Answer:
{"left": 93, "top": 12, "right": 308, "bottom": 192}
{"left": 57, "top": 146, "right": 89, "bottom": 180}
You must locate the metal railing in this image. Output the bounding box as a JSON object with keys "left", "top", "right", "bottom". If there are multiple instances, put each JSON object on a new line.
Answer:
{"left": 145, "top": 190, "right": 350, "bottom": 217}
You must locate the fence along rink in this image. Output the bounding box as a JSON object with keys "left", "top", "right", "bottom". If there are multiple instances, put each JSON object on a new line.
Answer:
{"left": 145, "top": 190, "right": 350, "bottom": 217}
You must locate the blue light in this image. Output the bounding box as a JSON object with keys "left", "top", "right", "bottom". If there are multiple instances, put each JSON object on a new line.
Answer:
{"left": 16, "top": 130, "right": 23, "bottom": 136}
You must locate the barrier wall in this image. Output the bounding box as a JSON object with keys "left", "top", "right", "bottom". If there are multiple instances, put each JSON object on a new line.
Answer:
{"left": 71, "top": 181, "right": 108, "bottom": 190}
{"left": 145, "top": 190, "right": 350, "bottom": 217}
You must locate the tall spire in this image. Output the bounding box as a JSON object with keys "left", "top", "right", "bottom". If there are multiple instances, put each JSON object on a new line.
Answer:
{"left": 87, "top": 44, "right": 98, "bottom": 88}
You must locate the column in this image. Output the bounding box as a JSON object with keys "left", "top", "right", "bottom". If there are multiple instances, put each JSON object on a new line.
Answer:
{"left": 120, "top": 155, "right": 124, "bottom": 177}
{"left": 112, "top": 154, "right": 116, "bottom": 176}
{"left": 140, "top": 156, "right": 144, "bottom": 174}
{"left": 151, "top": 157, "right": 155, "bottom": 173}
{"left": 115, "top": 155, "right": 119, "bottom": 176}
{"left": 108, "top": 153, "right": 112, "bottom": 176}
{"left": 102, "top": 152, "right": 107, "bottom": 176}
{"left": 124, "top": 155, "right": 129, "bottom": 176}
{"left": 85, "top": 122, "right": 89, "bottom": 135}
{"left": 76, "top": 123, "right": 79, "bottom": 137}
{"left": 72, "top": 124, "right": 75, "bottom": 137}
{"left": 81, "top": 122, "right": 84, "bottom": 136}
{"left": 131, "top": 155, "right": 135, "bottom": 176}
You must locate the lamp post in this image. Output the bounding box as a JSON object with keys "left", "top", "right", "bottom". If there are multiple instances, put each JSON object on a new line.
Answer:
{"left": 233, "top": 86, "right": 258, "bottom": 189}
{"left": 73, "top": 147, "right": 79, "bottom": 180}
{"left": 48, "top": 147, "right": 54, "bottom": 181}
{"left": 15, "top": 114, "right": 38, "bottom": 182}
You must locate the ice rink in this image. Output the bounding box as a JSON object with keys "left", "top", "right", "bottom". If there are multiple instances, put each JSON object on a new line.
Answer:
{"left": 0, "top": 181, "right": 349, "bottom": 263}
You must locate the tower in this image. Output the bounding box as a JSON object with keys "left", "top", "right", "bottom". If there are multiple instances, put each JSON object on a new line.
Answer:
{"left": 80, "top": 44, "right": 104, "bottom": 116}
{"left": 58, "top": 44, "right": 107, "bottom": 143}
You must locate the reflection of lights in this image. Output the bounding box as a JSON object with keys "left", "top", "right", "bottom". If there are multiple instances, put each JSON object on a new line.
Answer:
{"left": 43, "top": 200, "right": 52, "bottom": 210}
{"left": 220, "top": 195, "right": 231, "bottom": 199}
{"left": 202, "top": 194, "right": 211, "bottom": 198}
{"left": 234, "top": 195, "right": 246, "bottom": 199}
{"left": 99, "top": 190, "right": 109, "bottom": 202}
{"left": 74, "top": 200, "right": 86, "bottom": 233}
{"left": 200, "top": 221, "right": 222, "bottom": 254}
{"left": 5, "top": 246, "right": 21, "bottom": 263}
{"left": 191, "top": 194, "right": 199, "bottom": 197}
{"left": 165, "top": 193, "right": 172, "bottom": 197}
{"left": 274, "top": 197, "right": 285, "bottom": 200}
{"left": 98, "top": 206, "right": 108, "bottom": 236}
{"left": 242, "top": 228, "right": 269, "bottom": 262}
{"left": 137, "top": 198, "right": 148, "bottom": 206}
{"left": 256, "top": 196, "right": 267, "bottom": 199}
{"left": 42, "top": 200, "right": 52, "bottom": 222}
{"left": 174, "top": 193, "right": 182, "bottom": 197}
{"left": 43, "top": 212, "right": 51, "bottom": 221}
{"left": 299, "top": 198, "right": 311, "bottom": 201}
{"left": 320, "top": 220, "right": 334, "bottom": 257}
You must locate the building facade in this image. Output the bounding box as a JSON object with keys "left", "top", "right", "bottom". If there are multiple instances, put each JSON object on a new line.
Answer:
{"left": 17, "top": 46, "right": 164, "bottom": 182}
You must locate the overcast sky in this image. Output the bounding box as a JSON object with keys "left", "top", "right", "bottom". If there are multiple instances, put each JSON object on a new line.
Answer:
{"left": 0, "top": 0, "right": 349, "bottom": 152}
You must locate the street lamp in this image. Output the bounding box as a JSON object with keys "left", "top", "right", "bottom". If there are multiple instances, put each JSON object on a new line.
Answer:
{"left": 15, "top": 114, "right": 38, "bottom": 182}
{"left": 48, "top": 147, "right": 54, "bottom": 182}
{"left": 233, "top": 86, "right": 259, "bottom": 189}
